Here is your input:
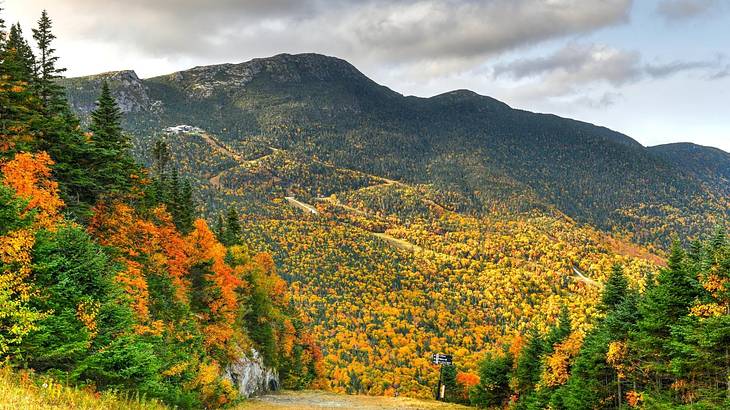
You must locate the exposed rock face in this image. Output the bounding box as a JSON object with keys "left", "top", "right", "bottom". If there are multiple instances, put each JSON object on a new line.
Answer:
{"left": 61, "top": 69, "right": 163, "bottom": 118}
{"left": 225, "top": 349, "right": 279, "bottom": 398}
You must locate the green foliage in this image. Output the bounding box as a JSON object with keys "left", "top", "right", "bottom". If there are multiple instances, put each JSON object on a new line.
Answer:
{"left": 89, "top": 81, "right": 139, "bottom": 196}
{"left": 31, "top": 10, "right": 66, "bottom": 115}
{"left": 470, "top": 350, "right": 513, "bottom": 408}
{"left": 144, "top": 140, "right": 197, "bottom": 233}
{"left": 221, "top": 206, "right": 242, "bottom": 246}
{"left": 514, "top": 330, "right": 545, "bottom": 396}
{"left": 60, "top": 54, "right": 729, "bottom": 247}
{"left": 21, "top": 226, "right": 131, "bottom": 370}
{"left": 602, "top": 264, "right": 630, "bottom": 311}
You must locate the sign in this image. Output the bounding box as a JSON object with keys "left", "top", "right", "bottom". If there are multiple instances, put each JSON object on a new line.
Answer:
{"left": 431, "top": 353, "right": 453, "bottom": 365}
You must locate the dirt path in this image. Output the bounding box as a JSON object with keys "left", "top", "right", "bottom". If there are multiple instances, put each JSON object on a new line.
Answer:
{"left": 572, "top": 266, "right": 601, "bottom": 288}
{"left": 237, "top": 390, "right": 470, "bottom": 410}
{"left": 199, "top": 132, "right": 245, "bottom": 162}
{"left": 285, "top": 197, "right": 319, "bottom": 215}
{"left": 316, "top": 197, "right": 368, "bottom": 215}
{"left": 198, "top": 132, "right": 278, "bottom": 189}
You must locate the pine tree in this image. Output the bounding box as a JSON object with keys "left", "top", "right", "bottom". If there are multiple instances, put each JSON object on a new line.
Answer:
{"left": 90, "top": 81, "right": 125, "bottom": 151}
{"left": 514, "top": 329, "right": 545, "bottom": 395}
{"left": 634, "top": 240, "right": 700, "bottom": 390}
{"left": 152, "top": 139, "right": 171, "bottom": 178}
{"left": 222, "top": 206, "right": 242, "bottom": 246}
{"left": 89, "top": 80, "right": 137, "bottom": 196}
{"left": 601, "top": 264, "right": 629, "bottom": 311}
{"left": 5, "top": 24, "right": 36, "bottom": 82}
{"left": 32, "top": 10, "right": 66, "bottom": 114}
{"left": 214, "top": 213, "right": 225, "bottom": 242}
{"left": 471, "top": 350, "right": 513, "bottom": 407}
{"left": 176, "top": 179, "right": 195, "bottom": 234}
{"left": 546, "top": 305, "right": 572, "bottom": 349}
{"left": 0, "top": 21, "right": 40, "bottom": 156}
{"left": 0, "top": 8, "right": 6, "bottom": 43}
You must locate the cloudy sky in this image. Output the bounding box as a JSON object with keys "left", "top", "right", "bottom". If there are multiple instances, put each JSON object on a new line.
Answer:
{"left": 3, "top": 0, "right": 729, "bottom": 151}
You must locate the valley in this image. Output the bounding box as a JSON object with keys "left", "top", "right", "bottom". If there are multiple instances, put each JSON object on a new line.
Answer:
{"left": 54, "top": 54, "right": 730, "bottom": 401}
{"left": 1, "top": 5, "right": 728, "bottom": 405}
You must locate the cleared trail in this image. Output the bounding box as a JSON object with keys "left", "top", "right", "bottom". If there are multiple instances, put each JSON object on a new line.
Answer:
{"left": 238, "top": 390, "right": 470, "bottom": 410}
{"left": 572, "top": 266, "right": 601, "bottom": 288}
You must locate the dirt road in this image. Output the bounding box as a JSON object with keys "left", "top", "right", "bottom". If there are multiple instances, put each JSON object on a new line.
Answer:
{"left": 237, "top": 390, "right": 470, "bottom": 410}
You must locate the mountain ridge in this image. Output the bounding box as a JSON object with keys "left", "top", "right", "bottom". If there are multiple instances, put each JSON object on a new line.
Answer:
{"left": 61, "top": 52, "right": 729, "bottom": 246}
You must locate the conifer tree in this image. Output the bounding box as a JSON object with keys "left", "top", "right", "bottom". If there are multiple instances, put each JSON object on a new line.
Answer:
{"left": 546, "top": 305, "right": 571, "bottom": 349}
{"left": 633, "top": 241, "right": 700, "bottom": 389}
{"left": 32, "top": 10, "right": 66, "bottom": 114}
{"left": 0, "top": 8, "right": 5, "bottom": 43}
{"left": 223, "top": 206, "right": 241, "bottom": 246}
{"left": 89, "top": 81, "right": 137, "bottom": 196}
{"left": 601, "top": 264, "right": 629, "bottom": 311}
{"left": 5, "top": 24, "right": 36, "bottom": 82}
{"left": 214, "top": 213, "right": 225, "bottom": 242}
{"left": 514, "top": 329, "right": 545, "bottom": 395}
{"left": 176, "top": 179, "right": 195, "bottom": 233}
{"left": 0, "top": 20, "right": 39, "bottom": 156}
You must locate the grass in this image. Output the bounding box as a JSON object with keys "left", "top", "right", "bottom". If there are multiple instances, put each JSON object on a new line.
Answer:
{"left": 0, "top": 366, "right": 168, "bottom": 410}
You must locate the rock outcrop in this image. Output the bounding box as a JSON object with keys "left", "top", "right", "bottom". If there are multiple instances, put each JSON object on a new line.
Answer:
{"left": 224, "top": 349, "right": 279, "bottom": 398}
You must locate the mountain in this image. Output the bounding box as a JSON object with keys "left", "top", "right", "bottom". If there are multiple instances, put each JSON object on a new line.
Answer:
{"left": 61, "top": 53, "right": 729, "bottom": 245}
{"left": 649, "top": 142, "right": 730, "bottom": 194}
{"left": 57, "top": 53, "right": 730, "bottom": 398}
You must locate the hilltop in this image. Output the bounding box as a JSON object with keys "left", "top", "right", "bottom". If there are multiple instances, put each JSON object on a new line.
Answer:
{"left": 61, "top": 53, "right": 728, "bottom": 246}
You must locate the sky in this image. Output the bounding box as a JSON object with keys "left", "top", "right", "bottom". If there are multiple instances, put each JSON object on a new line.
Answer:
{"left": 2, "top": 0, "right": 729, "bottom": 151}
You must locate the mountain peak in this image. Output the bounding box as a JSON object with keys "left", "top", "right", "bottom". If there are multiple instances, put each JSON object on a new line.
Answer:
{"left": 151, "top": 53, "right": 376, "bottom": 99}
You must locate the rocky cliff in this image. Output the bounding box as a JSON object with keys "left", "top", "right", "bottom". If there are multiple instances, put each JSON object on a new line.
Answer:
{"left": 225, "top": 349, "right": 279, "bottom": 398}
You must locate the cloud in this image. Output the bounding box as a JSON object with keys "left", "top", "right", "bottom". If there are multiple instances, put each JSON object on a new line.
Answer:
{"left": 644, "top": 59, "right": 718, "bottom": 78}
{"left": 491, "top": 43, "right": 728, "bottom": 108}
{"left": 493, "top": 43, "right": 643, "bottom": 87}
{"left": 14, "top": 0, "right": 633, "bottom": 73}
{"left": 656, "top": 0, "right": 725, "bottom": 21}
{"left": 574, "top": 92, "right": 624, "bottom": 108}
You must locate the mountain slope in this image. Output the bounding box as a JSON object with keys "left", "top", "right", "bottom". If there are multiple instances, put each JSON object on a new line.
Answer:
{"left": 649, "top": 142, "right": 730, "bottom": 194}
{"left": 61, "top": 53, "right": 729, "bottom": 245}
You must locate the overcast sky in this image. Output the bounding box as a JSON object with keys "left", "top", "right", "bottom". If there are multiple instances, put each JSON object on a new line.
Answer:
{"left": 3, "top": 0, "right": 729, "bottom": 151}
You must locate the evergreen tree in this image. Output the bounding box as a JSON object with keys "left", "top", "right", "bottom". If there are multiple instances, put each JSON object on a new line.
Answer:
{"left": 214, "top": 212, "right": 225, "bottom": 242}
{"left": 223, "top": 206, "right": 241, "bottom": 246}
{"left": 635, "top": 241, "right": 700, "bottom": 383}
{"left": 89, "top": 80, "right": 137, "bottom": 196}
{"left": 5, "top": 24, "right": 36, "bottom": 82}
{"left": 176, "top": 179, "right": 195, "bottom": 234}
{"left": 0, "top": 8, "right": 5, "bottom": 43}
{"left": 546, "top": 305, "right": 572, "bottom": 349}
{"left": 0, "top": 22, "right": 39, "bottom": 156}
{"left": 152, "top": 139, "right": 171, "bottom": 178}
{"left": 602, "top": 264, "right": 629, "bottom": 312}
{"left": 514, "top": 329, "right": 545, "bottom": 396}
{"left": 470, "top": 350, "right": 513, "bottom": 408}
{"left": 31, "top": 10, "right": 66, "bottom": 114}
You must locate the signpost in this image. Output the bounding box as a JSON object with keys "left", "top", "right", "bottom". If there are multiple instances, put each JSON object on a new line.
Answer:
{"left": 431, "top": 353, "right": 453, "bottom": 400}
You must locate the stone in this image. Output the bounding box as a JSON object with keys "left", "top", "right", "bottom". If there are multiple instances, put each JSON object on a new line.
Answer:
{"left": 224, "top": 348, "right": 280, "bottom": 398}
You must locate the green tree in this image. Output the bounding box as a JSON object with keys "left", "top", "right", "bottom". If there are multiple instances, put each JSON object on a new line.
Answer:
{"left": 470, "top": 350, "right": 513, "bottom": 408}
{"left": 5, "top": 24, "right": 36, "bottom": 82}
{"left": 514, "top": 329, "right": 545, "bottom": 396}
{"left": 223, "top": 206, "right": 241, "bottom": 246}
{"left": 31, "top": 10, "right": 66, "bottom": 114}
{"left": 89, "top": 81, "right": 138, "bottom": 196}
{"left": 634, "top": 240, "right": 700, "bottom": 388}
{"left": 602, "top": 264, "right": 629, "bottom": 311}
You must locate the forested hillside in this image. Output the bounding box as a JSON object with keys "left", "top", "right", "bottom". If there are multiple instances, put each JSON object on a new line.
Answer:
{"left": 62, "top": 53, "right": 729, "bottom": 247}
{"left": 2, "top": 6, "right": 728, "bottom": 410}
{"left": 0, "top": 9, "right": 320, "bottom": 409}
